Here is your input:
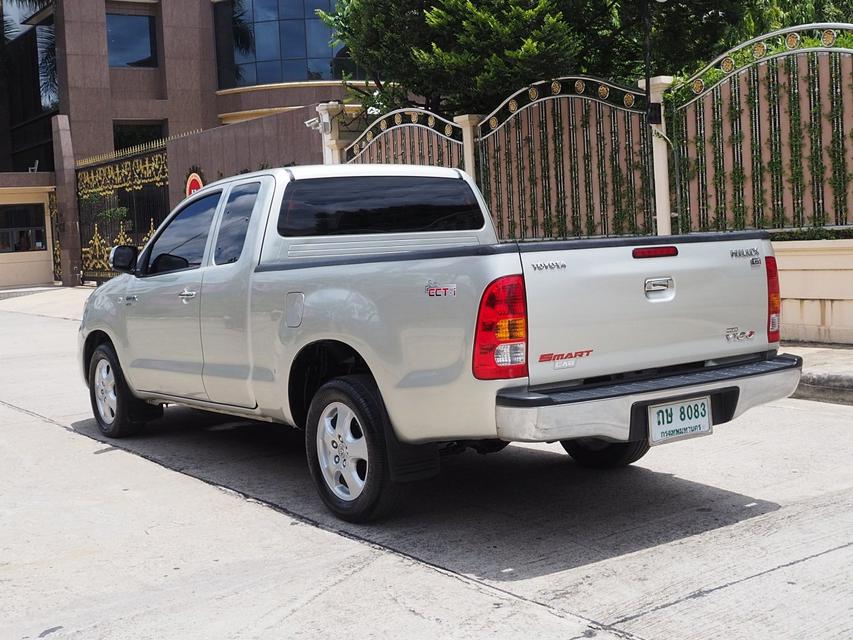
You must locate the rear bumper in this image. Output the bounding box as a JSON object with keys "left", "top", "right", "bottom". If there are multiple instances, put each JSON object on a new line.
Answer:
{"left": 495, "top": 354, "right": 802, "bottom": 443}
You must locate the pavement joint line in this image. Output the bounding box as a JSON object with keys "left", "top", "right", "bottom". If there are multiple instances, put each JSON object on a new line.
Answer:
{"left": 0, "top": 397, "right": 647, "bottom": 640}
{"left": 610, "top": 540, "right": 853, "bottom": 627}
{"left": 0, "top": 399, "right": 77, "bottom": 432}
{"left": 0, "top": 309, "right": 81, "bottom": 322}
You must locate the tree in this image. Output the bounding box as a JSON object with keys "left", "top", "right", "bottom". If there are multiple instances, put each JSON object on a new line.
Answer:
{"left": 325, "top": 0, "right": 766, "bottom": 115}
{"left": 3, "top": 16, "right": 17, "bottom": 44}
{"left": 413, "top": 0, "right": 581, "bottom": 114}
{"left": 731, "top": 0, "right": 853, "bottom": 44}
{"left": 325, "top": 0, "right": 852, "bottom": 116}
{"left": 320, "top": 0, "right": 438, "bottom": 111}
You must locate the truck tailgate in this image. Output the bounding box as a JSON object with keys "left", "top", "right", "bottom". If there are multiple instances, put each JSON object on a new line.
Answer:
{"left": 521, "top": 234, "right": 773, "bottom": 387}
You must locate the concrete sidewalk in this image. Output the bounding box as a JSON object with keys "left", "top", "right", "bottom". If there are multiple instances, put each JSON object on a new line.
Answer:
{"left": 0, "top": 286, "right": 851, "bottom": 405}
{"left": 784, "top": 344, "right": 853, "bottom": 406}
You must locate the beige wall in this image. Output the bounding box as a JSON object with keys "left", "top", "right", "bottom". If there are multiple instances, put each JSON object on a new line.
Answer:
{"left": 0, "top": 188, "right": 55, "bottom": 288}
{"left": 774, "top": 239, "right": 853, "bottom": 345}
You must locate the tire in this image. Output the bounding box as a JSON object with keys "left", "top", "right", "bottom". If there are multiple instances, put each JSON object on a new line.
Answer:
{"left": 88, "top": 343, "right": 159, "bottom": 438}
{"left": 305, "top": 375, "right": 400, "bottom": 523}
{"left": 560, "top": 437, "right": 650, "bottom": 469}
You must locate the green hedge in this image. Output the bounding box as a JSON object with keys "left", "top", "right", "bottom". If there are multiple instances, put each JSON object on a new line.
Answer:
{"left": 770, "top": 227, "right": 853, "bottom": 241}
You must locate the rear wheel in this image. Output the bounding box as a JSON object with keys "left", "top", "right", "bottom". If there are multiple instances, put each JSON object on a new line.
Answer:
{"left": 88, "top": 343, "right": 160, "bottom": 438}
{"left": 305, "top": 375, "right": 400, "bottom": 522}
{"left": 560, "top": 437, "right": 650, "bottom": 468}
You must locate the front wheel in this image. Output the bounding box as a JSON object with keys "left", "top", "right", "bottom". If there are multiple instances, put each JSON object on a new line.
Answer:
{"left": 88, "top": 343, "right": 159, "bottom": 438}
{"left": 305, "top": 375, "right": 400, "bottom": 522}
{"left": 560, "top": 437, "right": 650, "bottom": 469}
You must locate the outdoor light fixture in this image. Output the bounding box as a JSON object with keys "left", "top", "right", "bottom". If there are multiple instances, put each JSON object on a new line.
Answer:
{"left": 644, "top": 0, "right": 668, "bottom": 124}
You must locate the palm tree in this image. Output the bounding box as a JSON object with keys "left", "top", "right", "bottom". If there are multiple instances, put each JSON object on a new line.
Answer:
{"left": 231, "top": 0, "right": 254, "bottom": 83}
{"left": 3, "top": 15, "right": 18, "bottom": 43}
{"left": 36, "top": 20, "right": 56, "bottom": 108}
{"left": 1, "top": 0, "right": 56, "bottom": 107}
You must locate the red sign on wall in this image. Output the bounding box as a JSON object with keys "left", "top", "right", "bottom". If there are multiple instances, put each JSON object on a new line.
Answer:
{"left": 185, "top": 172, "right": 204, "bottom": 197}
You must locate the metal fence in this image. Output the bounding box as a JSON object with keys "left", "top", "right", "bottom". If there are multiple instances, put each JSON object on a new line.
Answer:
{"left": 345, "top": 107, "right": 464, "bottom": 168}
{"left": 668, "top": 23, "right": 853, "bottom": 233}
{"left": 329, "top": 23, "right": 852, "bottom": 240}
{"left": 476, "top": 77, "right": 654, "bottom": 240}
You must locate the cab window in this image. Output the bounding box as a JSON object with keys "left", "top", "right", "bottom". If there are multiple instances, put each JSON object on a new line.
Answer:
{"left": 146, "top": 193, "right": 220, "bottom": 275}
{"left": 277, "top": 176, "right": 484, "bottom": 237}
{"left": 214, "top": 182, "right": 261, "bottom": 265}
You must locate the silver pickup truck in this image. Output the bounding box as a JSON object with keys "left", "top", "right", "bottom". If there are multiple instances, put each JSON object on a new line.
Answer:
{"left": 79, "top": 164, "right": 802, "bottom": 521}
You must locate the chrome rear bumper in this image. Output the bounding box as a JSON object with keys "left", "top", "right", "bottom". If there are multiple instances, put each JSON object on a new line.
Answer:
{"left": 495, "top": 354, "right": 802, "bottom": 443}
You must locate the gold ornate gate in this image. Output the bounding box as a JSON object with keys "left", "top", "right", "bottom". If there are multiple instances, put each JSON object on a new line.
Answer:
{"left": 76, "top": 146, "right": 169, "bottom": 282}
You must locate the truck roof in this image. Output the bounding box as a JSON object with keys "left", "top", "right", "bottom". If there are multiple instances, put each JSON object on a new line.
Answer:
{"left": 203, "top": 164, "right": 464, "bottom": 190}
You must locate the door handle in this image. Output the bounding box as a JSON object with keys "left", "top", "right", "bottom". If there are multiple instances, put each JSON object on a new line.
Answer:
{"left": 124, "top": 295, "right": 138, "bottom": 305}
{"left": 178, "top": 289, "right": 197, "bottom": 302}
{"left": 644, "top": 277, "right": 674, "bottom": 292}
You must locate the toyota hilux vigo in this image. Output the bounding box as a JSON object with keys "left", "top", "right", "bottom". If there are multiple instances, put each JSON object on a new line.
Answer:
{"left": 79, "top": 164, "right": 802, "bottom": 521}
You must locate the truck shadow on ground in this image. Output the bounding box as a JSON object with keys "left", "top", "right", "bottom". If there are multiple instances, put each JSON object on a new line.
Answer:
{"left": 72, "top": 406, "right": 779, "bottom": 582}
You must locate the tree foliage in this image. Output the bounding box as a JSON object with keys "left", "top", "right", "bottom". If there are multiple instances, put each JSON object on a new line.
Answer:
{"left": 732, "top": 0, "right": 853, "bottom": 43}
{"left": 324, "top": 0, "right": 853, "bottom": 116}
{"left": 413, "top": 0, "right": 580, "bottom": 113}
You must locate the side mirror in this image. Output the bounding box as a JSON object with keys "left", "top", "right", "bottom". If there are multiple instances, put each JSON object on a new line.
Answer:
{"left": 109, "top": 245, "right": 138, "bottom": 274}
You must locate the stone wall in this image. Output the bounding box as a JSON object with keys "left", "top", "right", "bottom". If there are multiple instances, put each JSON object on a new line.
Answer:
{"left": 774, "top": 239, "right": 853, "bottom": 344}
{"left": 166, "top": 106, "right": 322, "bottom": 208}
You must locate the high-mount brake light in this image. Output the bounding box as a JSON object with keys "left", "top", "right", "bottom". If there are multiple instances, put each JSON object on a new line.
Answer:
{"left": 766, "top": 256, "right": 781, "bottom": 343}
{"left": 473, "top": 275, "right": 528, "bottom": 379}
{"left": 632, "top": 246, "right": 679, "bottom": 259}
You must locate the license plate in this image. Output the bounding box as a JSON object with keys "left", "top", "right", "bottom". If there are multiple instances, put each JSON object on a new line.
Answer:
{"left": 648, "top": 396, "right": 712, "bottom": 446}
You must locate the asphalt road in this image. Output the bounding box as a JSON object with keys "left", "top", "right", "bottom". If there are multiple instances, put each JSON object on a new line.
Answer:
{"left": 1, "top": 299, "right": 851, "bottom": 639}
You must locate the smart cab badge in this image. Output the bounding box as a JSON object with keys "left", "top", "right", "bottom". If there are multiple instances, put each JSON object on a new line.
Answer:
{"left": 425, "top": 281, "right": 457, "bottom": 297}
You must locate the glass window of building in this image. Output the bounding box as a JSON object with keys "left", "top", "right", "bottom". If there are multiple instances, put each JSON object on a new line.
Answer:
{"left": 106, "top": 14, "right": 158, "bottom": 68}
{"left": 0, "top": 205, "right": 48, "bottom": 253}
{"left": 213, "top": 0, "right": 363, "bottom": 89}
{"left": 3, "top": 9, "right": 58, "bottom": 171}
{"left": 113, "top": 122, "right": 166, "bottom": 151}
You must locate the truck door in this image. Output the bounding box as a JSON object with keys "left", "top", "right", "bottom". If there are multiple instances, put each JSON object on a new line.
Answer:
{"left": 199, "top": 177, "right": 271, "bottom": 408}
{"left": 124, "top": 191, "right": 222, "bottom": 400}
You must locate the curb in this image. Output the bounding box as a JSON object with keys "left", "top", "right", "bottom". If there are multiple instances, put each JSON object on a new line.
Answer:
{"left": 793, "top": 372, "right": 853, "bottom": 406}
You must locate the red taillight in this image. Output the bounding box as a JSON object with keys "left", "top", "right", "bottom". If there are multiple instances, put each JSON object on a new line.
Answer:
{"left": 632, "top": 246, "right": 679, "bottom": 259}
{"left": 766, "top": 256, "right": 781, "bottom": 343}
{"left": 473, "top": 275, "right": 528, "bottom": 379}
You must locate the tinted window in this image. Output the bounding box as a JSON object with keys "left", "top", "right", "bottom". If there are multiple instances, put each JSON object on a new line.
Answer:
{"left": 278, "top": 177, "right": 485, "bottom": 237}
{"left": 0, "top": 204, "right": 47, "bottom": 253}
{"left": 215, "top": 183, "right": 261, "bottom": 265}
{"left": 113, "top": 122, "right": 164, "bottom": 151}
{"left": 107, "top": 15, "right": 157, "bottom": 68}
{"left": 147, "top": 194, "right": 220, "bottom": 275}
{"left": 212, "top": 0, "right": 365, "bottom": 89}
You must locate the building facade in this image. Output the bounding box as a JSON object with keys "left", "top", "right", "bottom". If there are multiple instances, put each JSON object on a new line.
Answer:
{"left": 0, "top": 0, "right": 350, "bottom": 286}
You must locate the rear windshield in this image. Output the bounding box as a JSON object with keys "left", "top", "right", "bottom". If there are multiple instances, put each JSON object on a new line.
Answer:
{"left": 277, "top": 175, "right": 485, "bottom": 237}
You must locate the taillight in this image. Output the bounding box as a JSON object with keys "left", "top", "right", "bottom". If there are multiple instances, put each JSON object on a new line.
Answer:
{"left": 766, "top": 256, "right": 781, "bottom": 343}
{"left": 473, "top": 275, "right": 528, "bottom": 379}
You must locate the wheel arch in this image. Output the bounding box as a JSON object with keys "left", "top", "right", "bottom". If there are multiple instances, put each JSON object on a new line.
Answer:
{"left": 82, "top": 329, "right": 116, "bottom": 386}
{"left": 287, "top": 339, "right": 374, "bottom": 430}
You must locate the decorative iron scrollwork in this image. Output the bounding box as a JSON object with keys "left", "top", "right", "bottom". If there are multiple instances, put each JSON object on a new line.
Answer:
{"left": 77, "top": 151, "right": 168, "bottom": 199}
